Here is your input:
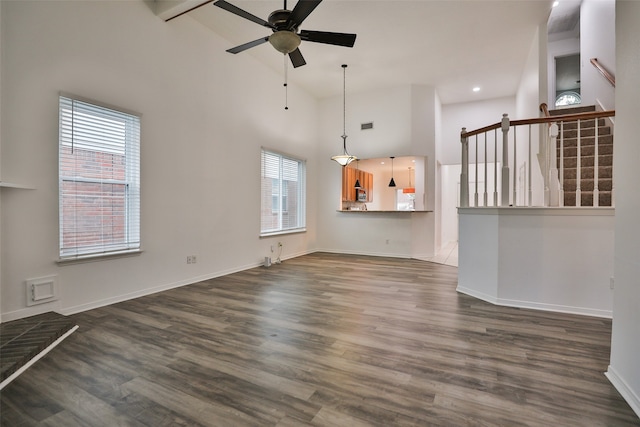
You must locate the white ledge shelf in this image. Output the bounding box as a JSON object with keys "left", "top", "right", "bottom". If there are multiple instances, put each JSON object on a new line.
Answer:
{"left": 0, "top": 181, "right": 35, "bottom": 190}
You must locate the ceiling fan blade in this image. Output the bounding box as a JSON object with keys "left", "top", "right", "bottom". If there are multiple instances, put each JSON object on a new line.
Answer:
{"left": 289, "top": 48, "right": 307, "bottom": 68}
{"left": 226, "top": 36, "right": 269, "bottom": 54}
{"left": 213, "top": 0, "right": 274, "bottom": 29}
{"left": 299, "top": 30, "right": 357, "bottom": 47}
{"left": 286, "top": 0, "right": 322, "bottom": 29}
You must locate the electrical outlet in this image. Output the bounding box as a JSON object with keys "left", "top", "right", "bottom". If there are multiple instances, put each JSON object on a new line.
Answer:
{"left": 187, "top": 256, "right": 192, "bottom": 264}
{"left": 278, "top": 242, "right": 283, "bottom": 248}
{"left": 192, "top": 255, "right": 197, "bottom": 264}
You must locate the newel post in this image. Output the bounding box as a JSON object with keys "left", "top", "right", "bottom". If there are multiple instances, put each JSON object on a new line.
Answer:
{"left": 460, "top": 128, "right": 469, "bottom": 208}
{"left": 547, "top": 123, "right": 560, "bottom": 206}
{"left": 501, "top": 114, "right": 510, "bottom": 206}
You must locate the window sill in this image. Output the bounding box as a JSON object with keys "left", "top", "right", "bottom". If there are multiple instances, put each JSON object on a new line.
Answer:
{"left": 57, "top": 249, "right": 143, "bottom": 265}
{"left": 260, "top": 228, "right": 306, "bottom": 238}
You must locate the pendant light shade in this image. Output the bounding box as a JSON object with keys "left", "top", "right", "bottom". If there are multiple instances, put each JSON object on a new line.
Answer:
{"left": 403, "top": 167, "right": 415, "bottom": 193}
{"left": 388, "top": 156, "right": 396, "bottom": 187}
{"left": 331, "top": 64, "right": 357, "bottom": 166}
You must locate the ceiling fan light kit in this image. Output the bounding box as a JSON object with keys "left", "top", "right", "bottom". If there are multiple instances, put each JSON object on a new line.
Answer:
{"left": 269, "top": 31, "right": 301, "bottom": 54}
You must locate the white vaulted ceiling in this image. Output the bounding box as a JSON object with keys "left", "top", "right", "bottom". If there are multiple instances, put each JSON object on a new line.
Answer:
{"left": 158, "top": 0, "right": 553, "bottom": 104}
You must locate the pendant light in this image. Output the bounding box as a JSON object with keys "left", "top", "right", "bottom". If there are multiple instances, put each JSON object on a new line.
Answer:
{"left": 331, "top": 64, "right": 357, "bottom": 166}
{"left": 403, "top": 167, "right": 415, "bottom": 193}
{"left": 388, "top": 156, "right": 396, "bottom": 187}
{"left": 354, "top": 159, "right": 362, "bottom": 189}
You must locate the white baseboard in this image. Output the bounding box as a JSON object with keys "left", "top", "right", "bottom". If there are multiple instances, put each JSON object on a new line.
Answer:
{"left": 1, "top": 250, "right": 317, "bottom": 322}
{"left": 605, "top": 365, "right": 640, "bottom": 419}
{"left": 496, "top": 297, "right": 612, "bottom": 319}
{"left": 59, "top": 251, "right": 314, "bottom": 317}
{"left": 316, "top": 248, "right": 411, "bottom": 259}
{"left": 456, "top": 286, "right": 612, "bottom": 318}
{"left": 456, "top": 286, "right": 499, "bottom": 305}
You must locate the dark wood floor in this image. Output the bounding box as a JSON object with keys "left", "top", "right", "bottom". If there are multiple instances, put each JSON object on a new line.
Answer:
{"left": 1, "top": 253, "right": 638, "bottom": 426}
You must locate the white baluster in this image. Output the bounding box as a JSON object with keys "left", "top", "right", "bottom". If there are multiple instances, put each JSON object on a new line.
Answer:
{"left": 548, "top": 122, "right": 559, "bottom": 206}
{"left": 528, "top": 125, "right": 532, "bottom": 206}
{"left": 460, "top": 128, "right": 469, "bottom": 208}
{"left": 593, "top": 117, "right": 599, "bottom": 207}
{"left": 559, "top": 121, "right": 565, "bottom": 206}
{"left": 576, "top": 119, "right": 581, "bottom": 207}
{"left": 474, "top": 135, "right": 479, "bottom": 207}
{"left": 512, "top": 126, "right": 517, "bottom": 206}
{"left": 501, "top": 114, "right": 510, "bottom": 207}
{"left": 493, "top": 130, "right": 498, "bottom": 206}
{"left": 484, "top": 133, "right": 488, "bottom": 206}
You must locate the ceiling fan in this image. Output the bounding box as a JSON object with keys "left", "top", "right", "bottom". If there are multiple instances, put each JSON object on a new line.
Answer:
{"left": 213, "top": 0, "right": 357, "bottom": 68}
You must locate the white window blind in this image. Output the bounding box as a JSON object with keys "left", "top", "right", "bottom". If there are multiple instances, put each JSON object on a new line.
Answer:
{"left": 261, "top": 149, "right": 306, "bottom": 235}
{"left": 59, "top": 96, "right": 140, "bottom": 259}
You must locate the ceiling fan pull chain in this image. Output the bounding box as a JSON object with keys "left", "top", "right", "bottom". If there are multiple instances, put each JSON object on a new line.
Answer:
{"left": 284, "top": 54, "right": 289, "bottom": 110}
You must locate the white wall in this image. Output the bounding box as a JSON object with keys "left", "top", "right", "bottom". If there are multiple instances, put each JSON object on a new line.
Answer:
{"left": 442, "top": 162, "right": 501, "bottom": 246}
{"left": 0, "top": 0, "right": 3, "bottom": 320}
{"left": 547, "top": 37, "right": 580, "bottom": 107}
{"left": 316, "top": 85, "right": 438, "bottom": 258}
{"left": 440, "top": 96, "right": 516, "bottom": 166}
{"left": 607, "top": 0, "right": 640, "bottom": 417}
{"left": 581, "top": 0, "right": 616, "bottom": 110}
{"left": 458, "top": 208, "right": 615, "bottom": 318}
{"left": 515, "top": 25, "right": 545, "bottom": 207}
{"left": 0, "top": 0, "right": 319, "bottom": 321}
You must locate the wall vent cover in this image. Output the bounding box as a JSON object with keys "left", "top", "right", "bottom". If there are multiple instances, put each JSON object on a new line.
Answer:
{"left": 361, "top": 122, "right": 374, "bottom": 130}
{"left": 25, "top": 275, "right": 58, "bottom": 306}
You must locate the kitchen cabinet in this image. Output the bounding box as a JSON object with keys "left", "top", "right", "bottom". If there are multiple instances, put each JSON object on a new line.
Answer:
{"left": 342, "top": 166, "right": 373, "bottom": 202}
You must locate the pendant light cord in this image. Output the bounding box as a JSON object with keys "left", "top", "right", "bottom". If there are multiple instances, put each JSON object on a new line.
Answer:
{"left": 284, "top": 55, "right": 289, "bottom": 110}
{"left": 342, "top": 64, "right": 349, "bottom": 155}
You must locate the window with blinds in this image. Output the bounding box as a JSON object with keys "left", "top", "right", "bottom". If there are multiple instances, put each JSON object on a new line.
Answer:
{"left": 260, "top": 149, "right": 306, "bottom": 236}
{"left": 58, "top": 95, "right": 141, "bottom": 259}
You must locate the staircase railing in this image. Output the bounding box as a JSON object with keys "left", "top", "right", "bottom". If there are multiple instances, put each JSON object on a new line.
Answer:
{"left": 590, "top": 58, "right": 616, "bottom": 87}
{"left": 460, "top": 108, "right": 615, "bottom": 208}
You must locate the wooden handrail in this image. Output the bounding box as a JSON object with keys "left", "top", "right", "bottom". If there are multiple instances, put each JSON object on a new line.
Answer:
{"left": 461, "top": 109, "right": 615, "bottom": 138}
{"left": 590, "top": 58, "right": 615, "bottom": 87}
{"left": 540, "top": 103, "right": 550, "bottom": 117}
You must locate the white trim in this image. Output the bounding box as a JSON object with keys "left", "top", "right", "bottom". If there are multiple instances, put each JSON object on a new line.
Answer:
{"left": 0, "top": 325, "right": 79, "bottom": 390}
{"left": 0, "top": 181, "right": 35, "bottom": 189}
{"left": 457, "top": 286, "right": 612, "bottom": 318}
{"left": 456, "top": 286, "right": 499, "bottom": 305}
{"left": 495, "top": 296, "right": 611, "bottom": 318}
{"left": 605, "top": 365, "right": 640, "bottom": 419}
{"left": 57, "top": 249, "right": 143, "bottom": 265}
{"left": 58, "top": 249, "right": 314, "bottom": 317}
{"left": 318, "top": 248, "right": 412, "bottom": 259}
{"left": 457, "top": 206, "right": 615, "bottom": 217}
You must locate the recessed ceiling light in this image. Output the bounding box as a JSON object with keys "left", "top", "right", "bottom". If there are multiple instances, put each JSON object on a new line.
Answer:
{"left": 473, "top": 87, "right": 481, "bottom": 92}
{"left": 552, "top": 1, "right": 560, "bottom": 7}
